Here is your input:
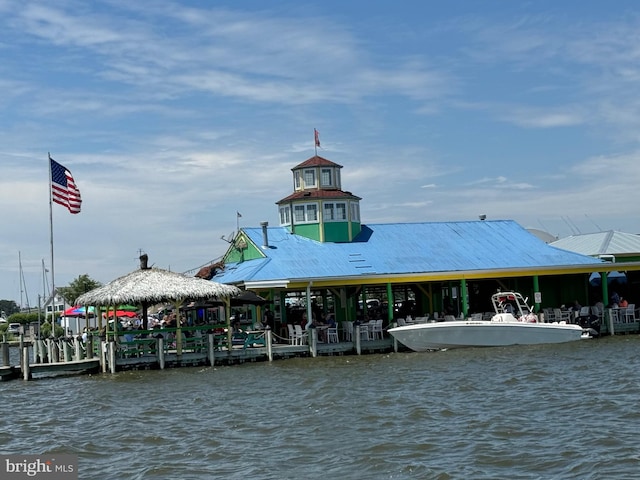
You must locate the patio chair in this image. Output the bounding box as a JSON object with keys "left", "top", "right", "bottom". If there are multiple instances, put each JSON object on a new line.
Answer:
{"left": 287, "top": 324, "right": 297, "bottom": 345}
{"left": 327, "top": 326, "right": 339, "bottom": 343}
{"left": 294, "top": 324, "right": 307, "bottom": 345}
{"left": 369, "top": 319, "right": 383, "bottom": 340}
{"left": 343, "top": 321, "right": 354, "bottom": 341}
{"left": 624, "top": 304, "right": 636, "bottom": 323}
{"left": 359, "top": 322, "right": 370, "bottom": 341}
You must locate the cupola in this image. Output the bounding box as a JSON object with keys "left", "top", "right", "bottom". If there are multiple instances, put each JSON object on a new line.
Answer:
{"left": 276, "top": 155, "right": 361, "bottom": 242}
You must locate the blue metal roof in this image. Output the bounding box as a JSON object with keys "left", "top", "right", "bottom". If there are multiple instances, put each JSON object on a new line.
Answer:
{"left": 213, "top": 220, "right": 604, "bottom": 285}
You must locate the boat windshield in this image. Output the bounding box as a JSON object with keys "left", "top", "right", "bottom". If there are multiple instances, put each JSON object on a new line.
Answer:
{"left": 492, "top": 292, "right": 531, "bottom": 317}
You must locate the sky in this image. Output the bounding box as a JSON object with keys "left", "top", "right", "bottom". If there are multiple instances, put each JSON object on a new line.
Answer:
{"left": 2, "top": 0, "right": 640, "bottom": 306}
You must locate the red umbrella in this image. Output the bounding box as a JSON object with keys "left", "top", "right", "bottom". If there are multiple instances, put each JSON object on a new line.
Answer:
{"left": 105, "top": 310, "right": 138, "bottom": 318}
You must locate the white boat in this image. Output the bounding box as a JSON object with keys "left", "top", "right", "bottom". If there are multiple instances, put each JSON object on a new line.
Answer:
{"left": 388, "top": 291, "right": 586, "bottom": 351}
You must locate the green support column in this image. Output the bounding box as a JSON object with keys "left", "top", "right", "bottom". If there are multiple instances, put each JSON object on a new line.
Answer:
{"left": 460, "top": 279, "right": 468, "bottom": 318}
{"left": 602, "top": 272, "right": 609, "bottom": 307}
{"left": 533, "top": 275, "right": 540, "bottom": 313}
{"left": 386, "top": 282, "right": 393, "bottom": 322}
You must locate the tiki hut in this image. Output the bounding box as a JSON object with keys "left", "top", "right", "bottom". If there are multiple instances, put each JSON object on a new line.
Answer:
{"left": 76, "top": 255, "right": 241, "bottom": 353}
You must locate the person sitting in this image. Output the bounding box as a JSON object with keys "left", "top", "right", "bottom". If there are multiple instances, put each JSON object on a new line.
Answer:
{"left": 610, "top": 291, "right": 620, "bottom": 307}
{"left": 263, "top": 306, "right": 275, "bottom": 330}
{"left": 619, "top": 296, "right": 629, "bottom": 308}
{"left": 572, "top": 300, "right": 582, "bottom": 312}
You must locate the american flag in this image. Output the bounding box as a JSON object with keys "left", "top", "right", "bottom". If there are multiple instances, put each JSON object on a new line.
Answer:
{"left": 50, "top": 157, "right": 82, "bottom": 214}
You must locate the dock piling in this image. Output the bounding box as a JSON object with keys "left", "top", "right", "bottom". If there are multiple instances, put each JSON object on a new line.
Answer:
{"left": 22, "top": 345, "right": 30, "bottom": 380}
{"left": 266, "top": 329, "right": 273, "bottom": 361}
{"left": 157, "top": 337, "right": 165, "bottom": 370}
{"left": 1, "top": 341, "right": 8, "bottom": 367}
{"left": 310, "top": 328, "right": 317, "bottom": 357}
{"left": 207, "top": 334, "right": 215, "bottom": 366}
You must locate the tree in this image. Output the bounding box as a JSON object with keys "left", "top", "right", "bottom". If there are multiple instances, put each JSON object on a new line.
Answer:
{"left": 0, "top": 299, "right": 19, "bottom": 317}
{"left": 57, "top": 274, "right": 102, "bottom": 305}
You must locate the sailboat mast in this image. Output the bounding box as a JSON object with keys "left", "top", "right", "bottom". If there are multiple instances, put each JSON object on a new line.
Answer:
{"left": 19, "top": 251, "right": 30, "bottom": 310}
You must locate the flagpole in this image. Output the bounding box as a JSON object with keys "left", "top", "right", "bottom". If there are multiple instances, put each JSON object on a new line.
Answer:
{"left": 314, "top": 128, "right": 320, "bottom": 156}
{"left": 48, "top": 153, "right": 55, "bottom": 336}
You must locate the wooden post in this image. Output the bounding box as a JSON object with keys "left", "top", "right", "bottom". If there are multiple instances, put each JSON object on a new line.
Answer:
{"left": 157, "top": 337, "right": 165, "bottom": 370}
{"left": 310, "top": 328, "right": 317, "bottom": 357}
{"left": 37, "top": 339, "right": 46, "bottom": 363}
{"left": 64, "top": 340, "right": 72, "bottom": 362}
{"left": 18, "top": 335, "right": 24, "bottom": 369}
{"left": 86, "top": 335, "right": 94, "bottom": 359}
{"left": 265, "top": 328, "right": 273, "bottom": 361}
{"left": 74, "top": 337, "right": 82, "bottom": 361}
{"left": 108, "top": 341, "right": 116, "bottom": 374}
{"left": 607, "top": 308, "right": 615, "bottom": 336}
{"left": 0, "top": 341, "right": 8, "bottom": 367}
{"left": 355, "top": 325, "right": 362, "bottom": 355}
{"left": 100, "top": 340, "right": 107, "bottom": 373}
{"left": 207, "top": 333, "right": 215, "bottom": 367}
{"left": 392, "top": 322, "right": 399, "bottom": 353}
{"left": 32, "top": 338, "right": 39, "bottom": 364}
{"left": 22, "top": 345, "right": 30, "bottom": 381}
{"left": 46, "top": 339, "right": 54, "bottom": 363}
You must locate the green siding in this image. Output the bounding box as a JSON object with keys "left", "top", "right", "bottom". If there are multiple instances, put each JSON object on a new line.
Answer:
{"left": 224, "top": 234, "right": 264, "bottom": 263}
{"left": 291, "top": 223, "right": 321, "bottom": 241}
{"left": 323, "top": 222, "right": 351, "bottom": 242}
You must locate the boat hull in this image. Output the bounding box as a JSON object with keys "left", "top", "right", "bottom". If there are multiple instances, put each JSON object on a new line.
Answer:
{"left": 388, "top": 321, "right": 585, "bottom": 352}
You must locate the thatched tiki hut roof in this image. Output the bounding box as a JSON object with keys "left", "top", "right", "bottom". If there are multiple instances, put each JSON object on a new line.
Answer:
{"left": 75, "top": 255, "right": 241, "bottom": 355}
{"left": 76, "top": 268, "right": 239, "bottom": 306}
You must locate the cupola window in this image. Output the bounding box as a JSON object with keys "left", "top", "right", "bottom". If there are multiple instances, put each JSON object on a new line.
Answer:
{"left": 303, "top": 169, "right": 316, "bottom": 188}
{"left": 320, "top": 168, "right": 333, "bottom": 187}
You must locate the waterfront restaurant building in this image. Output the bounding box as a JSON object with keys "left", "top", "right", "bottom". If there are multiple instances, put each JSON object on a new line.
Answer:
{"left": 212, "top": 155, "right": 638, "bottom": 328}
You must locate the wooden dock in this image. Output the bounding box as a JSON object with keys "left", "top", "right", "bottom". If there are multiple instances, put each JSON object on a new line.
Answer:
{"left": 26, "top": 359, "right": 101, "bottom": 379}
{"left": 15, "top": 317, "right": 637, "bottom": 381}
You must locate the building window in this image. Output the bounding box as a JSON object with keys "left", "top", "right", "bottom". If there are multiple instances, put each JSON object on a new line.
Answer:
{"left": 279, "top": 206, "right": 291, "bottom": 225}
{"left": 294, "top": 205, "right": 306, "bottom": 223}
{"left": 324, "top": 202, "right": 347, "bottom": 222}
{"left": 306, "top": 204, "right": 317, "bottom": 221}
{"left": 291, "top": 202, "right": 320, "bottom": 223}
{"left": 350, "top": 202, "right": 360, "bottom": 222}
{"left": 321, "top": 168, "right": 332, "bottom": 187}
{"left": 294, "top": 171, "right": 301, "bottom": 190}
{"left": 303, "top": 169, "right": 316, "bottom": 188}
{"left": 324, "top": 203, "right": 334, "bottom": 221}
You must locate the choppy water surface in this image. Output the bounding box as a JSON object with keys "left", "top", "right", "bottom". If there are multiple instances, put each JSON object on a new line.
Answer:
{"left": 2, "top": 336, "right": 640, "bottom": 479}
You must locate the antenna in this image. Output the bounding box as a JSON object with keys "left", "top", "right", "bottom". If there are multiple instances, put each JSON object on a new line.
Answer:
{"left": 561, "top": 216, "right": 579, "bottom": 235}
{"left": 221, "top": 232, "right": 235, "bottom": 244}
{"left": 584, "top": 214, "right": 602, "bottom": 232}
{"left": 567, "top": 216, "right": 581, "bottom": 234}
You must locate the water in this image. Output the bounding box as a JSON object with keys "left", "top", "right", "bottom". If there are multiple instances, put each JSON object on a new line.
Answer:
{"left": 2, "top": 336, "right": 640, "bottom": 479}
